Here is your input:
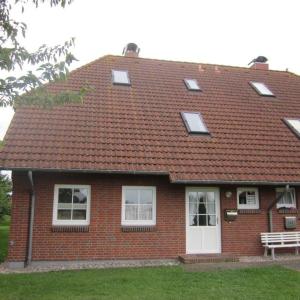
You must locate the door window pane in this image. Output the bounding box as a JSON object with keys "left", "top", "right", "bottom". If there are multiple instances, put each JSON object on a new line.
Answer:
{"left": 198, "top": 215, "right": 207, "bottom": 226}
{"left": 208, "top": 215, "right": 216, "bottom": 226}
{"left": 188, "top": 191, "right": 216, "bottom": 227}
{"left": 189, "top": 200, "right": 198, "bottom": 215}
{"left": 189, "top": 215, "right": 198, "bottom": 226}
{"left": 198, "top": 192, "right": 205, "bottom": 203}
{"left": 207, "top": 203, "right": 215, "bottom": 214}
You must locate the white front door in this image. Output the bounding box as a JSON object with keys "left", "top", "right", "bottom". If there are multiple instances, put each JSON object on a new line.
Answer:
{"left": 186, "top": 187, "right": 221, "bottom": 254}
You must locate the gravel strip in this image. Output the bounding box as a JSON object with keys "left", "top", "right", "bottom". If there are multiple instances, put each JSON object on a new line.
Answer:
{"left": 0, "top": 259, "right": 179, "bottom": 274}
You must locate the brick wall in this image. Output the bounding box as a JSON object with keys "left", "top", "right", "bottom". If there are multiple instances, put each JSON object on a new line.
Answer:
{"left": 8, "top": 172, "right": 300, "bottom": 262}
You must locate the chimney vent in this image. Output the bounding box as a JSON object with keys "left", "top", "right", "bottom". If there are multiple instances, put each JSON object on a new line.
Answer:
{"left": 123, "top": 43, "right": 140, "bottom": 57}
{"left": 248, "top": 56, "right": 269, "bottom": 70}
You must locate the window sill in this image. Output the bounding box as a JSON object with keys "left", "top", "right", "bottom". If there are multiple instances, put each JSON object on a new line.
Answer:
{"left": 51, "top": 225, "right": 89, "bottom": 233}
{"left": 277, "top": 208, "right": 298, "bottom": 214}
{"left": 121, "top": 226, "right": 156, "bottom": 232}
{"left": 238, "top": 209, "right": 261, "bottom": 214}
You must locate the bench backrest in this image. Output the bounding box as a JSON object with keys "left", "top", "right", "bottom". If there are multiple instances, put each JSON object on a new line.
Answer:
{"left": 261, "top": 232, "right": 300, "bottom": 245}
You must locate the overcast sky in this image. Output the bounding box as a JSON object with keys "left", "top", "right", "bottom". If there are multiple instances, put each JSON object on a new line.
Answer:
{"left": 1, "top": 0, "right": 300, "bottom": 139}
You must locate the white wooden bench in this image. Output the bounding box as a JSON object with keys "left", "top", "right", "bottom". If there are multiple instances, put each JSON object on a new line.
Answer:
{"left": 261, "top": 232, "right": 300, "bottom": 260}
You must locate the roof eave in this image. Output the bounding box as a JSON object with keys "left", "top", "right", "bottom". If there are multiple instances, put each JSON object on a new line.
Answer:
{"left": 171, "top": 179, "right": 300, "bottom": 186}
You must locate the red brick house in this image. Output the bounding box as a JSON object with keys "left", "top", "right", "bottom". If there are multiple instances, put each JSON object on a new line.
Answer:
{"left": 0, "top": 44, "right": 299, "bottom": 268}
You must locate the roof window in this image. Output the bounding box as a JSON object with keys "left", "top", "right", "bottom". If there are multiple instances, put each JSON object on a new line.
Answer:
{"left": 181, "top": 112, "right": 209, "bottom": 134}
{"left": 284, "top": 118, "right": 300, "bottom": 138}
{"left": 249, "top": 81, "right": 274, "bottom": 97}
{"left": 112, "top": 70, "right": 131, "bottom": 85}
{"left": 184, "top": 79, "right": 201, "bottom": 91}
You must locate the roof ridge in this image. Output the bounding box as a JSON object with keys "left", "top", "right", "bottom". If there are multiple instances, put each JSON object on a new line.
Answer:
{"left": 102, "top": 54, "right": 293, "bottom": 75}
{"left": 67, "top": 53, "right": 298, "bottom": 78}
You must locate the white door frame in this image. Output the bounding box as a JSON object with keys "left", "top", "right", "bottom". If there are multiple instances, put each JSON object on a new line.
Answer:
{"left": 185, "top": 187, "right": 222, "bottom": 254}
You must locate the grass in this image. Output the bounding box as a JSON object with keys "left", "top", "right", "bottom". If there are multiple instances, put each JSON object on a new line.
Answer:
{"left": 0, "top": 265, "right": 299, "bottom": 300}
{"left": 0, "top": 215, "right": 10, "bottom": 263}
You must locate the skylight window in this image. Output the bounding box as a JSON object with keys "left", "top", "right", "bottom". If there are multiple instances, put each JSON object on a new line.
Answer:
{"left": 284, "top": 118, "right": 300, "bottom": 138}
{"left": 249, "top": 81, "right": 274, "bottom": 97}
{"left": 181, "top": 112, "right": 209, "bottom": 134}
{"left": 184, "top": 79, "right": 201, "bottom": 91}
{"left": 112, "top": 70, "right": 131, "bottom": 85}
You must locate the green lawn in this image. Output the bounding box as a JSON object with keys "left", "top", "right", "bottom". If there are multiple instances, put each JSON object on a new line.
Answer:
{"left": 0, "top": 265, "right": 299, "bottom": 300}
{"left": 0, "top": 215, "right": 10, "bottom": 263}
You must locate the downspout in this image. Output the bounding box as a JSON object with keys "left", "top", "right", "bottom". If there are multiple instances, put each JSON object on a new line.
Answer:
{"left": 26, "top": 171, "right": 35, "bottom": 266}
{"left": 267, "top": 184, "right": 289, "bottom": 232}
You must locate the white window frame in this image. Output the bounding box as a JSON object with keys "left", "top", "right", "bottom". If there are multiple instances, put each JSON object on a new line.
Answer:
{"left": 237, "top": 187, "right": 259, "bottom": 209}
{"left": 283, "top": 118, "right": 300, "bottom": 139}
{"left": 184, "top": 79, "right": 202, "bottom": 91}
{"left": 249, "top": 81, "right": 275, "bottom": 97}
{"left": 112, "top": 69, "right": 131, "bottom": 85}
{"left": 276, "top": 188, "right": 297, "bottom": 209}
{"left": 181, "top": 112, "right": 209, "bottom": 134}
{"left": 53, "top": 184, "right": 91, "bottom": 226}
{"left": 121, "top": 186, "right": 156, "bottom": 226}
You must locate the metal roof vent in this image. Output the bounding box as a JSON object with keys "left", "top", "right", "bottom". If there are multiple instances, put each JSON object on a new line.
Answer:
{"left": 123, "top": 43, "right": 140, "bottom": 57}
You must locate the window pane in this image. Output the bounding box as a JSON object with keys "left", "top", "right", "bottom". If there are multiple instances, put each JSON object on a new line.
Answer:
{"left": 285, "top": 119, "right": 300, "bottom": 137}
{"left": 125, "top": 189, "right": 139, "bottom": 204}
{"left": 140, "top": 190, "right": 153, "bottom": 204}
{"left": 251, "top": 82, "right": 274, "bottom": 96}
{"left": 246, "top": 191, "right": 256, "bottom": 205}
{"left": 57, "top": 209, "right": 71, "bottom": 220}
{"left": 198, "top": 215, "right": 207, "bottom": 226}
{"left": 58, "top": 188, "right": 72, "bottom": 203}
{"left": 183, "top": 112, "right": 208, "bottom": 133}
{"left": 139, "top": 204, "right": 152, "bottom": 220}
{"left": 189, "top": 192, "right": 197, "bottom": 202}
{"left": 239, "top": 191, "right": 247, "bottom": 205}
{"left": 112, "top": 70, "right": 130, "bottom": 85}
{"left": 207, "top": 203, "right": 215, "bottom": 214}
{"left": 185, "top": 79, "right": 201, "bottom": 90}
{"left": 198, "top": 192, "right": 205, "bottom": 203}
{"left": 189, "top": 215, "right": 198, "bottom": 226}
{"left": 125, "top": 205, "right": 138, "bottom": 220}
{"left": 208, "top": 215, "right": 216, "bottom": 226}
{"left": 73, "top": 210, "right": 86, "bottom": 220}
{"left": 73, "top": 188, "right": 88, "bottom": 204}
{"left": 189, "top": 200, "right": 198, "bottom": 215}
{"left": 286, "top": 191, "right": 295, "bottom": 204}
{"left": 197, "top": 202, "right": 207, "bottom": 214}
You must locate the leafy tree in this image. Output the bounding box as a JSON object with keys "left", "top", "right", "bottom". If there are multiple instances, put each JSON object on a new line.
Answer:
{"left": 0, "top": 140, "right": 11, "bottom": 219}
{"left": 0, "top": 172, "right": 11, "bottom": 220}
{"left": 1, "top": 0, "right": 87, "bottom": 108}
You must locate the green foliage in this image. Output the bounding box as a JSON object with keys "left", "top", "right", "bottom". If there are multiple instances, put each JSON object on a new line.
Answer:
{"left": 0, "top": 0, "right": 86, "bottom": 107}
{"left": 0, "top": 173, "right": 11, "bottom": 220}
{"left": 0, "top": 224, "right": 9, "bottom": 262}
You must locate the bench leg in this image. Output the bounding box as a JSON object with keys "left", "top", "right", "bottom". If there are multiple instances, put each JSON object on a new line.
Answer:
{"left": 296, "top": 248, "right": 299, "bottom": 255}
{"left": 264, "top": 247, "right": 268, "bottom": 257}
{"left": 271, "top": 248, "right": 275, "bottom": 260}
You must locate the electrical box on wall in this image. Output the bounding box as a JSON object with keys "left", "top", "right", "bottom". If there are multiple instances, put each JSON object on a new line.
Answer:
{"left": 224, "top": 209, "right": 238, "bottom": 222}
{"left": 284, "top": 216, "right": 297, "bottom": 229}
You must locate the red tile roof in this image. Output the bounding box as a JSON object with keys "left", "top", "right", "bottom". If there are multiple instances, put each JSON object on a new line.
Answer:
{"left": 1, "top": 55, "right": 300, "bottom": 184}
